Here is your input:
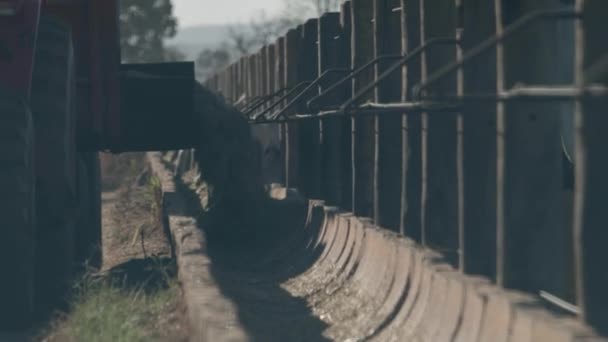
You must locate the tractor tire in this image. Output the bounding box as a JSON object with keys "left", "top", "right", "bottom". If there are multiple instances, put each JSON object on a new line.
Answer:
{"left": 74, "top": 152, "right": 102, "bottom": 271}
{"left": 30, "top": 15, "right": 78, "bottom": 314}
{"left": 0, "top": 90, "right": 36, "bottom": 330}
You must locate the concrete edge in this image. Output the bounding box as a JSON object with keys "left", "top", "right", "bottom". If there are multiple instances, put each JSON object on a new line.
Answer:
{"left": 147, "top": 152, "right": 250, "bottom": 342}
{"left": 151, "top": 152, "right": 607, "bottom": 341}
{"left": 310, "top": 195, "right": 608, "bottom": 342}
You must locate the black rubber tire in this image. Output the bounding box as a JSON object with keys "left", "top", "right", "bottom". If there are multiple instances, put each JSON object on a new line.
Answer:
{"left": 0, "top": 89, "right": 36, "bottom": 330}
{"left": 30, "top": 15, "right": 77, "bottom": 315}
{"left": 74, "top": 152, "right": 102, "bottom": 271}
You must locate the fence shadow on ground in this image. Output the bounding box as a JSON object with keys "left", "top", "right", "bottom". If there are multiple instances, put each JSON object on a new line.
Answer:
{"left": 174, "top": 175, "right": 331, "bottom": 342}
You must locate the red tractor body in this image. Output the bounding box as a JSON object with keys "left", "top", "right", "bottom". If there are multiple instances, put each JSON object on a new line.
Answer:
{"left": 0, "top": 0, "right": 41, "bottom": 97}
{"left": 0, "top": 0, "right": 121, "bottom": 147}
{"left": 0, "top": 0, "right": 196, "bottom": 329}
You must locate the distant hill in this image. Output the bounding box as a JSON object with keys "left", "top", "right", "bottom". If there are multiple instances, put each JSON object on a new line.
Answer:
{"left": 165, "top": 24, "right": 242, "bottom": 60}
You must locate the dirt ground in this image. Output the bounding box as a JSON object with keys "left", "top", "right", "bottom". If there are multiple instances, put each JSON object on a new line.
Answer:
{"left": 39, "top": 153, "right": 189, "bottom": 342}
{"left": 99, "top": 152, "right": 188, "bottom": 341}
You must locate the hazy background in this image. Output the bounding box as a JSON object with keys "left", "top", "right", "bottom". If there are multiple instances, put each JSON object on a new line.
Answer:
{"left": 166, "top": 0, "right": 283, "bottom": 59}
{"left": 120, "top": 0, "right": 343, "bottom": 79}
{"left": 171, "top": 0, "right": 284, "bottom": 26}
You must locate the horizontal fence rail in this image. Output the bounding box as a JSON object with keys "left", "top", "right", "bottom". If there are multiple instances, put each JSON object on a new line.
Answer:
{"left": 204, "top": 0, "right": 608, "bottom": 335}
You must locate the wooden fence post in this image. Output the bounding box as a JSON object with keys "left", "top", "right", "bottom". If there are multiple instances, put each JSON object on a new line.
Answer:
{"left": 237, "top": 57, "right": 245, "bottom": 101}
{"left": 401, "top": 0, "right": 422, "bottom": 242}
{"left": 260, "top": 47, "right": 268, "bottom": 105}
{"left": 275, "top": 37, "right": 286, "bottom": 185}
{"left": 318, "top": 12, "right": 344, "bottom": 206}
{"left": 462, "top": 0, "right": 497, "bottom": 279}
{"left": 248, "top": 54, "right": 256, "bottom": 102}
{"left": 266, "top": 44, "right": 276, "bottom": 112}
{"left": 374, "top": 0, "right": 403, "bottom": 231}
{"left": 340, "top": 1, "right": 353, "bottom": 211}
{"left": 421, "top": 0, "right": 459, "bottom": 263}
{"left": 498, "top": 0, "right": 571, "bottom": 299}
{"left": 576, "top": 0, "right": 608, "bottom": 333}
{"left": 351, "top": 0, "right": 375, "bottom": 218}
{"left": 284, "top": 28, "right": 301, "bottom": 189}
{"left": 298, "top": 19, "right": 321, "bottom": 198}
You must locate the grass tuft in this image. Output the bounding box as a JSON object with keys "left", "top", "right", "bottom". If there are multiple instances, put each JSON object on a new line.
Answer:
{"left": 43, "top": 260, "right": 182, "bottom": 342}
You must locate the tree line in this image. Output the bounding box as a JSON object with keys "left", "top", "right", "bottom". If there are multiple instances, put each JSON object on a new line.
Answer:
{"left": 118, "top": 0, "right": 344, "bottom": 79}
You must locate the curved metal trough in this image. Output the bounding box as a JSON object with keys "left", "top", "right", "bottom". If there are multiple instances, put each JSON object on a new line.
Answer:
{"left": 149, "top": 152, "right": 604, "bottom": 342}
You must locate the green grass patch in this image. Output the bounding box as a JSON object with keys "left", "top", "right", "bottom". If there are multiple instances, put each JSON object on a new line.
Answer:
{"left": 44, "top": 260, "right": 184, "bottom": 342}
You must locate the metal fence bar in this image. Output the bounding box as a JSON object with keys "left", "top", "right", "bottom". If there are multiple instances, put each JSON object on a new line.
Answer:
{"left": 420, "top": 85, "right": 608, "bottom": 102}
{"left": 253, "top": 82, "right": 312, "bottom": 121}
{"left": 267, "top": 69, "right": 349, "bottom": 120}
{"left": 251, "top": 102, "right": 461, "bottom": 123}
{"left": 243, "top": 87, "right": 291, "bottom": 116}
{"left": 415, "top": 7, "right": 580, "bottom": 98}
{"left": 203, "top": 0, "right": 608, "bottom": 334}
{"left": 494, "top": 0, "right": 507, "bottom": 289}
{"left": 306, "top": 54, "right": 402, "bottom": 111}
{"left": 400, "top": 0, "right": 423, "bottom": 242}
{"left": 340, "top": 37, "right": 459, "bottom": 112}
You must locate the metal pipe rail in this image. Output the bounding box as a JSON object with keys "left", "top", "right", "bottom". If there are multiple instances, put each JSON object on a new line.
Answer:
{"left": 252, "top": 38, "right": 459, "bottom": 124}
{"left": 306, "top": 54, "right": 403, "bottom": 111}
{"left": 252, "top": 81, "right": 313, "bottom": 121}
{"left": 266, "top": 68, "right": 350, "bottom": 120}
{"left": 253, "top": 101, "right": 463, "bottom": 124}
{"left": 243, "top": 86, "right": 291, "bottom": 116}
{"left": 340, "top": 37, "right": 460, "bottom": 112}
{"left": 421, "top": 84, "right": 608, "bottom": 103}
{"left": 413, "top": 7, "right": 581, "bottom": 99}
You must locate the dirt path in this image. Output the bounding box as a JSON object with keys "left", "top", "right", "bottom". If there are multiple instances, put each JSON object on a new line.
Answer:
{"left": 101, "top": 186, "right": 170, "bottom": 271}
{"left": 39, "top": 153, "right": 189, "bottom": 342}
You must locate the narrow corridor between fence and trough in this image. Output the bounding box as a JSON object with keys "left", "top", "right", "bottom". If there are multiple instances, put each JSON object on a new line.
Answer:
{"left": 41, "top": 153, "right": 189, "bottom": 342}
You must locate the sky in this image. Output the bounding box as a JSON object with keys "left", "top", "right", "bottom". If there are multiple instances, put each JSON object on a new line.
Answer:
{"left": 172, "top": 0, "right": 284, "bottom": 27}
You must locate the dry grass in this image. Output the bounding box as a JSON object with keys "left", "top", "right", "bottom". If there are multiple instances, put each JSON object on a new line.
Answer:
{"left": 40, "top": 153, "right": 188, "bottom": 342}
{"left": 42, "top": 264, "right": 185, "bottom": 342}
{"left": 100, "top": 152, "right": 146, "bottom": 191}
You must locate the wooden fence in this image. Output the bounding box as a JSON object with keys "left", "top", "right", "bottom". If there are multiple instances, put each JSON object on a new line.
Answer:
{"left": 205, "top": 0, "right": 608, "bottom": 334}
